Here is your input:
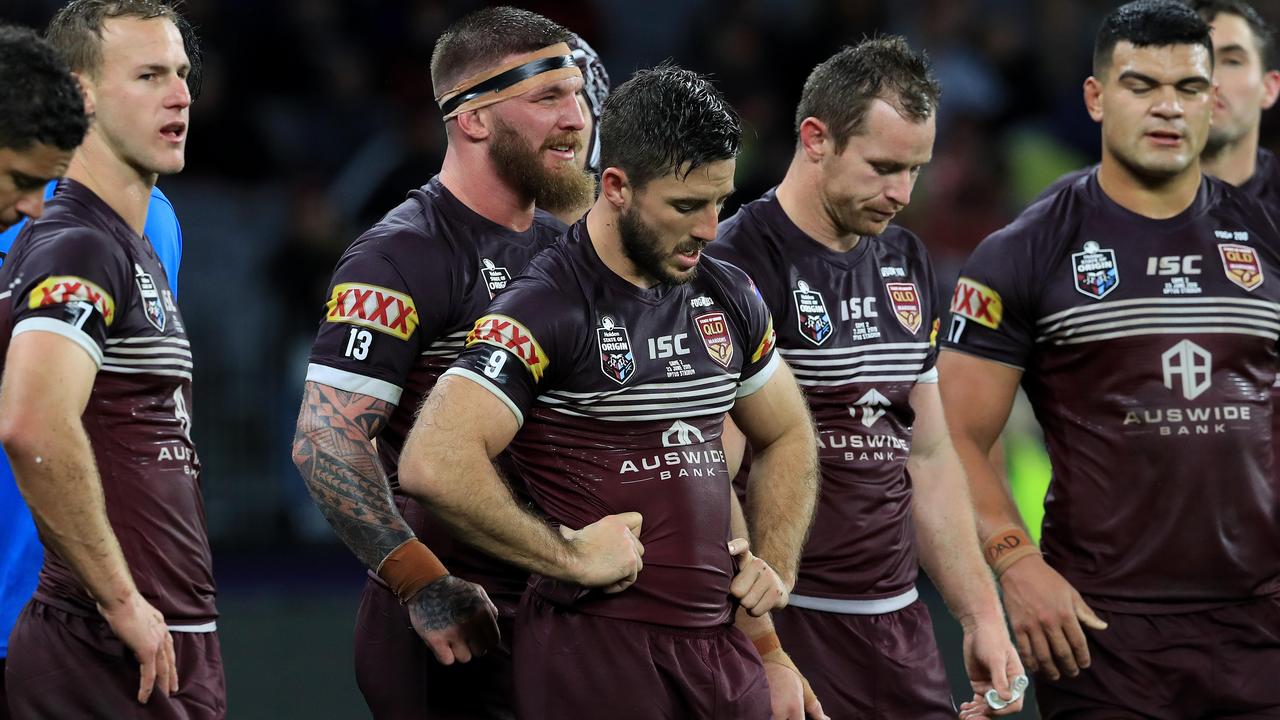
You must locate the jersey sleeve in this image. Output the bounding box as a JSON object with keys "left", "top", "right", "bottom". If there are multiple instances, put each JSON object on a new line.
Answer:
{"left": 908, "top": 230, "right": 942, "bottom": 384}
{"left": 305, "top": 232, "right": 452, "bottom": 405}
{"left": 727, "top": 267, "right": 779, "bottom": 398}
{"left": 443, "top": 277, "right": 576, "bottom": 427}
{"left": 941, "top": 222, "right": 1040, "bottom": 369}
{"left": 8, "top": 228, "right": 132, "bottom": 367}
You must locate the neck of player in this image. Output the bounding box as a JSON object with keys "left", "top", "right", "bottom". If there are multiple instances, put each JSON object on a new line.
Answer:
{"left": 438, "top": 145, "right": 537, "bottom": 232}
{"left": 1097, "top": 151, "right": 1204, "bottom": 220}
{"left": 1201, "top": 126, "right": 1260, "bottom": 187}
{"left": 585, "top": 198, "right": 657, "bottom": 289}
{"left": 65, "top": 132, "right": 157, "bottom": 236}
{"left": 775, "top": 161, "right": 861, "bottom": 253}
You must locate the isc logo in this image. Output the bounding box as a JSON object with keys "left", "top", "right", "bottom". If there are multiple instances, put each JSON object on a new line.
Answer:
{"left": 1146, "top": 255, "right": 1201, "bottom": 276}
{"left": 648, "top": 333, "right": 690, "bottom": 359}
{"left": 839, "top": 297, "right": 878, "bottom": 321}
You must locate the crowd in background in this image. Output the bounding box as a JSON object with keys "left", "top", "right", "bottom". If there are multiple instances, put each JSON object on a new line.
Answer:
{"left": 3, "top": 0, "right": 1276, "bottom": 547}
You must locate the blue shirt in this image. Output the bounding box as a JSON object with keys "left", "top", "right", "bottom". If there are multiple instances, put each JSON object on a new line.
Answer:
{"left": 0, "top": 182, "right": 182, "bottom": 657}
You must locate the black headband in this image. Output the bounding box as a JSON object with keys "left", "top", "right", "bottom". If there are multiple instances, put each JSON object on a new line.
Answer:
{"left": 438, "top": 54, "right": 576, "bottom": 116}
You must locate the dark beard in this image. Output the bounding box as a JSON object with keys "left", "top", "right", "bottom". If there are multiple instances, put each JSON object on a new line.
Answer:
{"left": 619, "top": 206, "right": 701, "bottom": 286}
{"left": 489, "top": 120, "right": 594, "bottom": 212}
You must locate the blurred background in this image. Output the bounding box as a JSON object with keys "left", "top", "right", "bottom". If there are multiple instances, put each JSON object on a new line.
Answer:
{"left": 5, "top": 0, "right": 1280, "bottom": 716}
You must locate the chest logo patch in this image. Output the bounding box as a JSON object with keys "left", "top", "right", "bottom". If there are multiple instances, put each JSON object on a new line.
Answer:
{"left": 885, "top": 282, "right": 923, "bottom": 334}
{"left": 1218, "top": 243, "right": 1264, "bottom": 291}
{"left": 1072, "top": 241, "right": 1120, "bottom": 299}
{"left": 481, "top": 258, "right": 512, "bottom": 299}
{"left": 695, "top": 311, "right": 734, "bottom": 368}
{"left": 134, "top": 263, "right": 165, "bottom": 332}
{"left": 793, "top": 281, "right": 833, "bottom": 346}
{"left": 851, "top": 388, "right": 891, "bottom": 428}
{"left": 597, "top": 315, "right": 636, "bottom": 385}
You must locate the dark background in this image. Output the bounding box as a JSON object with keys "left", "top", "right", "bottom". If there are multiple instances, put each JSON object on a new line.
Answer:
{"left": 5, "top": 0, "right": 1280, "bottom": 716}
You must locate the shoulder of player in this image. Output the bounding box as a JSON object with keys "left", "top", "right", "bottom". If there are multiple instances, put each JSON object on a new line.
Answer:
{"left": 18, "top": 221, "right": 129, "bottom": 267}
{"left": 532, "top": 209, "right": 570, "bottom": 238}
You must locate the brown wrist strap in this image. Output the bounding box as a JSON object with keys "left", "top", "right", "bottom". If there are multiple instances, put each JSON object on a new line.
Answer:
{"left": 377, "top": 538, "right": 449, "bottom": 604}
{"left": 751, "top": 631, "right": 781, "bottom": 657}
{"left": 752, "top": 631, "right": 817, "bottom": 706}
{"left": 983, "top": 525, "right": 1040, "bottom": 577}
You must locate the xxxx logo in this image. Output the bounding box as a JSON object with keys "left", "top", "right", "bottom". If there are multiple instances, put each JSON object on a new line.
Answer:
{"left": 327, "top": 282, "right": 419, "bottom": 340}
{"left": 468, "top": 314, "right": 549, "bottom": 381}
{"left": 30, "top": 276, "right": 116, "bottom": 326}
{"left": 950, "top": 278, "right": 1002, "bottom": 330}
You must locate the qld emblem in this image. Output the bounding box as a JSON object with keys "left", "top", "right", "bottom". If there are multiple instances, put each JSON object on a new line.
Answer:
{"left": 1072, "top": 241, "right": 1119, "bottom": 299}
{"left": 597, "top": 315, "right": 635, "bottom": 385}
{"left": 1218, "top": 243, "right": 1264, "bottom": 291}
{"left": 884, "top": 282, "right": 923, "bottom": 334}
{"left": 134, "top": 263, "right": 165, "bottom": 331}
{"left": 792, "top": 280, "right": 832, "bottom": 346}
{"left": 695, "top": 312, "right": 734, "bottom": 367}
{"left": 481, "top": 258, "right": 512, "bottom": 299}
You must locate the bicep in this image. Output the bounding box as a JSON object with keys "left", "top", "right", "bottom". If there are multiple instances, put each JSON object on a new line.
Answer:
{"left": 936, "top": 349, "right": 1022, "bottom": 453}
{"left": 0, "top": 330, "right": 98, "bottom": 424}
{"left": 414, "top": 373, "right": 521, "bottom": 459}
{"left": 729, "top": 360, "right": 810, "bottom": 449}
{"left": 297, "top": 380, "right": 396, "bottom": 441}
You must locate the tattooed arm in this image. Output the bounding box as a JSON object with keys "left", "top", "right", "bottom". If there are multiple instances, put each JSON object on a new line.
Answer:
{"left": 292, "top": 381, "right": 498, "bottom": 664}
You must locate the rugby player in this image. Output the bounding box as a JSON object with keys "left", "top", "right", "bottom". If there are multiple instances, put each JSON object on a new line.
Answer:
{"left": 292, "top": 7, "right": 627, "bottom": 718}
{"left": 709, "top": 37, "right": 1024, "bottom": 718}
{"left": 399, "top": 63, "right": 820, "bottom": 720}
{"left": 0, "top": 1, "right": 221, "bottom": 716}
{"left": 941, "top": 1, "right": 1280, "bottom": 716}
{"left": 0, "top": 21, "right": 190, "bottom": 718}
{"left": 542, "top": 32, "right": 610, "bottom": 225}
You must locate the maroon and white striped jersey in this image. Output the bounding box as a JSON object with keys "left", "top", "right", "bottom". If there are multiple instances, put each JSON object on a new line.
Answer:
{"left": 448, "top": 221, "right": 778, "bottom": 627}
{"left": 945, "top": 173, "right": 1280, "bottom": 612}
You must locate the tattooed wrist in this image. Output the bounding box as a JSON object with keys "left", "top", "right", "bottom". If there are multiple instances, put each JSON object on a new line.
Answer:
{"left": 408, "top": 575, "right": 491, "bottom": 631}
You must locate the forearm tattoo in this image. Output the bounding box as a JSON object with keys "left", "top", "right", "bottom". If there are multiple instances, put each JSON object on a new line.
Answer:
{"left": 292, "top": 383, "right": 413, "bottom": 570}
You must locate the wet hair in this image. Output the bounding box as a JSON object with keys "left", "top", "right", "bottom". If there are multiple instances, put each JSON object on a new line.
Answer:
{"left": 430, "top": 6, "right": 572, "bottom": 98}
{"left": 1190, "top": 0, "right": 1276, "bottom": 70}
{"left": 794, "top": 36, "right": 941, "bottom": 151}
{"left": 1094, "top": 0, "right": 1213, "bottom": 76}
{"left": 0, "top": 24, "right": 88, "bottom": 151}
{"left": 598, "top": 63, "right": 741, "bottom": 189}
{"left": 45, "top": 0, "right": 202, "bottom": 100}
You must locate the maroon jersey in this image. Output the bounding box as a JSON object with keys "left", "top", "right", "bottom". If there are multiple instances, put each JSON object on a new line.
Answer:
{"left": 447, "top": 222, "right": 779, "bottom": 627}
{"left": 0, "top": 180, "right": 214, "bottom": 625}
{"left": 306, "top": 177, "right": 565, "bottom": 604}
{"left": 945, "top": 173, "right": 1280, "bottom": 612}
{"left": 710, "top": 190, "right": 940, "bottom": 608}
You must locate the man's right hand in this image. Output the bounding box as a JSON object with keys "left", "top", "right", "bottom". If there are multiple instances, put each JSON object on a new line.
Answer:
{"left": 999, "top": 555, "right": 1107, "bottom": 681}
{"left": 98, "top": 593, "right": 177, "bottom": 704}
{"left": 561, "top": 512, "right": 645, "bottom": 592}
{"left": 407, "top": 575, "right": 501, "bottom": 665}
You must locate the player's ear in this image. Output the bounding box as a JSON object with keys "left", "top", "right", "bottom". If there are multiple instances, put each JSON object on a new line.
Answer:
{"left": 797, "top": 116, "right": 829, "bottom": 162}
{"left": 599, "top": 167, "right": 630, "bottom": 210}
{"left": 1260, "top": 69, "right": 1280, "bottom": 111}
{"left": 73, "top": 72, "right": 96, "bottom": 116}
{"left": 1083, "top": 76, "right": 1104, "bottom": 123}
{"left": 454, "top": 108, "right": 491, "bottom": 142}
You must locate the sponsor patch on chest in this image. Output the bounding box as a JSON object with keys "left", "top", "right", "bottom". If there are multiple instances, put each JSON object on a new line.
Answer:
{"left": 792, "top": 281, "right": 833, "bottom": 346}
{"left": 1218, "top": 243, "right": 1264, "bottom": 291}
{"left": 597, "top": 315, "right": 636, "bottom": 385}
{"left": 695, "top": 311, "right": 734, "bottom": 368}
{"left": 1072, "top": 241, "right": 1120, "bottom": 299}
{"left": 884, "top": 282, "right": 922, "bottom": 334}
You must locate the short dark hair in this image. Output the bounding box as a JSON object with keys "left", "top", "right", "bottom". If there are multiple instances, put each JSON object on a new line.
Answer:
{"left": 430, "top": 6, "right": 573, "bottom": 98}
{"left": 794, "top": 37, "right": 941, "bottom": 152}
{"left": 598, "top": 64, "right": 741, "bottom": 189}
{"left": 0, "top": 24, "right": 88, "bottom": 152}
{"left": 46, "top": 1, "right": 183, "bottom": 76}
{"left": 1094, "top": 0, "right": 1214, "bottom": 76}
{"left": 1190, "top": 0, "right": 1276, "bottom": 70}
